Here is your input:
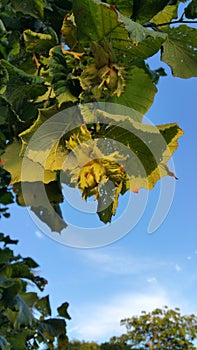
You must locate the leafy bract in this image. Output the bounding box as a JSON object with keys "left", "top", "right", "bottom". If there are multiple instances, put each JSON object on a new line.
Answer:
{"left": 49, "top": 46, "right": 78, "bottom": 107}
{"left": 108, "top": 66, "right": 157, "bottom": 115}
{"left": 161, "top": 25, "right": 197, "bottom": 78}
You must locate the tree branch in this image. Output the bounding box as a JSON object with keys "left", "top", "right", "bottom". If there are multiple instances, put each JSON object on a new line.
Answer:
{"left": 143, "top": 20, "right": 197, "bottom": 28}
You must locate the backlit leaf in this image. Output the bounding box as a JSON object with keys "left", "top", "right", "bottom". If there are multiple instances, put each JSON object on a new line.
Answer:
{"left": 2, "top": 140, "right": 56, "bottom": 184}
{"left": 108, "top": 66, "right": 157, "bottom": 115}
{"left": 161, "top": 25, "right": 197, "bottom": 78}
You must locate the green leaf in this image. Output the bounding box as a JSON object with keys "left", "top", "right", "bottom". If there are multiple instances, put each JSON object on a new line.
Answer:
{"left": 0, "top": 96, "right": 17, "bottom": 127}
{"left": 49, "top": 46, "right": 78, "bottom": 107}
{"left": 150, "top": 4, "right": 179, "bottom": 25}
{"left": 132, "top": 0, "right": 169, "bottom": 23}
{"left": 185, "top": 0, "right": 197, "bottom": 19}
{"left": 57, "top": 302, "right": 71, "bottom": 319}
{"left": 2, "top": 140, "right": 56, "bottom": 184}
{"left": 39, "top": 318, "right": 66, "bottom": 337}
{"left": 35, "top": 295, "right": 51, "bottom": 317}
{"left": 23, "top": 257, "right": 39, "bottom": 269}
{"left": 161, "top": 25, "right": 197, "bottom": 78}
{"left": 0, "top": 247, "right": 15, "bottom": 264}
{"left": 97, "top": 180, "right": 119, "bottom": 223}
{"left": 19, "top": 106, "right": 82, "bottom": 168}
{"left": 6, "top": 330, "right": 32, "bottom": 350}
{"left": 73, "top": 0, "right": 166, "bottom": 60}
{"left": 0, "top": 276, "right": 16, "bottom": 288}
{"left": 21, "top": 292, "right": 39, "bottom": 308}
{"left": 23, "top": 29, "right": 58, "bottom": 54}
{"left": 108, "top": 66, "right": 157, "bottom": 115}
{"left": 103, "top": 0, "right": 134, "bottom": 17}
{"left": 120, "top": 14, "right": 167, "bottom": 46}
{"left": 0, "top": 233, "right": 18, "bottom": 246}
{"left": 13, "top": 181, "right": 67, "bottom": 233}
{"left": 44, "top": 140, "right": 68, "bottom": 171}
{"left": 0, "top": 60, "right": 47, "bottom": 106}
{"left": 94, "top": 110, "right": 183, "bottom": 190}
{"left": 13, "top": 295, "right": 33, "bottom": 328}
{"left": 11, "top": 0, "right": 46, "bottom": 19}
{"left": 0, "top": 189, "right": 14, "bottom": 205}
{"left": 61, "top": 13, "right": 80, "bottom": 50}
{"left": 0, "top": 336, "right": 11, "bottom": 350}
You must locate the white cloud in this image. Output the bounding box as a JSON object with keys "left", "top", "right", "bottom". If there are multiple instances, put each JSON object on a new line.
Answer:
{"left": 69, "top": 288, "right": 172, "bottom": 342}
{"left": 35, "top": 230, "right": 44, "bottom": 239}
{"left": 84, "top": 250, "right": 166, "bottom": 276}
{"left": 175, "top": 264, "right": 181, "bottom": 272}
{"left": 147, "top": 276, "right": 157, "bottom": 283}
{"left": 187, "top": 256, "right": 192, "bottom": 260}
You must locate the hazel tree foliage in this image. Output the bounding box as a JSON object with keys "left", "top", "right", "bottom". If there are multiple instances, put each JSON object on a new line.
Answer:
{"left": 0, "top": 0, "right": 197, "bottom": 230}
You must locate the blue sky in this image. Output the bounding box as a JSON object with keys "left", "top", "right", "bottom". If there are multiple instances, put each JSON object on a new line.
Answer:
{"left": 1, "top": 51, "right": 197, "bottom": 343}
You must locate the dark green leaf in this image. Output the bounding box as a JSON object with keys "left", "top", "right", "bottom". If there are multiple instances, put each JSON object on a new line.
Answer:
{"left": 0, "top": 233, "right": 18, "bottom": 246}
{"left": 35, "top": 295, "right": 51, "bottom": 317}
{"left": 11, "top": 0, "right": 46, "bottom": 19}
{"left": 39, "top": 318, "right": 66, "bottom": 337}
{"left": 132, "top": 0, "right": 169, "bottom": 23}
{"left": 103, "top": 0, "right": 134, "bottom": 17}
{"left": 57, "top": 302, "right": 71, "bottom": 319}
{"left": 0, "top": 336, "right": 11, "bottom": 350}
{"left": 185, "top": 0, "right": 197, "bottom": 19}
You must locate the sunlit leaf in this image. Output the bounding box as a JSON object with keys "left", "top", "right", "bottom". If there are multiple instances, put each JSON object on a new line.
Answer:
{"left": 2, "top": 140, "right": 56, "bottom": 184}
{"left": 23, "top": 29, "right": 58, "bottom": 54}
{"left": 73, "top": 0, "right": 166, "bottom": 58}
{"left": 108, "top": 66, "right": 157, "bottom": 115}
{"left": 150, "top": 4, "right": 179, "bottom": 25}
{"left": 161, "top": 25, "right": 197, "bottom": 78}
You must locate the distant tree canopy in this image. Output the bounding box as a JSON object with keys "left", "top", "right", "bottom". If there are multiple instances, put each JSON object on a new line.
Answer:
{"left": 113, "top": 306, "right": 197, "bottom": 349}
{"left": 68, "top": 340, "right": 100, "bottom": 350}
{"left": 0, "top": 0, "right": 196, "bottom": 231}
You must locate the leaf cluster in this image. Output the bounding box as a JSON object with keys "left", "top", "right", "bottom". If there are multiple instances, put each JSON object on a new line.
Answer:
{"left": 0, "top": 0, "right": 196, "bottom": 228}
{"left": 0, "top": 233, "right": 70, "bottom": 350}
